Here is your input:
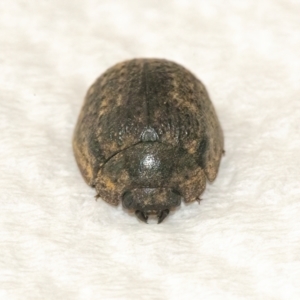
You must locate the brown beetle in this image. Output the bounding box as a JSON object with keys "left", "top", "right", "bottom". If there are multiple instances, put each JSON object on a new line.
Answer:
{"left": 73, "top": 58, "right": 224, "bottom": 223}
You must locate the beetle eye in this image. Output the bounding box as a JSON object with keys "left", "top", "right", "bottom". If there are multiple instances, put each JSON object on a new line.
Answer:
{"left": 171, "top": 190, "right": 181, "bottom": 207}
{"left": 122, "top": 191, "right": 134, "bottom": 209}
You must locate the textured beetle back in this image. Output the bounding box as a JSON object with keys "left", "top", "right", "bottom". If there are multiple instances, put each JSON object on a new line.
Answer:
{"left": 73, "top": 58, "right": 223, "bottom": 186}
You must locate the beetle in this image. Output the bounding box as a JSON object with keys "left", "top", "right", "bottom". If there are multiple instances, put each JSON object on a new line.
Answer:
{"left": 73, "top": 58, "right": 224, "bottom": 223}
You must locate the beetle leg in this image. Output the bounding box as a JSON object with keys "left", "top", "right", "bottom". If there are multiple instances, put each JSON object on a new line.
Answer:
{"left": 135, "top": 210, "right": 148, "bottom": 223}
{"left": 157, "top": 209, "right": 170, "bottom": 224}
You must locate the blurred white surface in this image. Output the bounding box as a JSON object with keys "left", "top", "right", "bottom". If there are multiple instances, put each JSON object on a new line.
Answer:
{"left": 0, "top": 1, "right": 300, "bottom": 299}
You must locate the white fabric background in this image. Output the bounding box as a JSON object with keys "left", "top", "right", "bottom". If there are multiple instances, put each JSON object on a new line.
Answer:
{"left": 1, "top": 1, "right": 300, "bottom": 299}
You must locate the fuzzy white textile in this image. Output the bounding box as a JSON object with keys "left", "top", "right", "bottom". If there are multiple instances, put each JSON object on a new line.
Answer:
{"left": 1, "top": 1, "right": 300, "bottom": 299}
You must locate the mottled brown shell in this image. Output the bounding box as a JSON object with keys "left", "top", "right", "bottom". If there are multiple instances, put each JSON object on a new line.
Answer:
{"left": 73, "top": 58, "right": 224, "bottom": 222}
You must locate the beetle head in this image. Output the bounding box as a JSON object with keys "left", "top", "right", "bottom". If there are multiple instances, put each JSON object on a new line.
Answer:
{"left": 122, "top": 188, "right": 181, "bottom": 223}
